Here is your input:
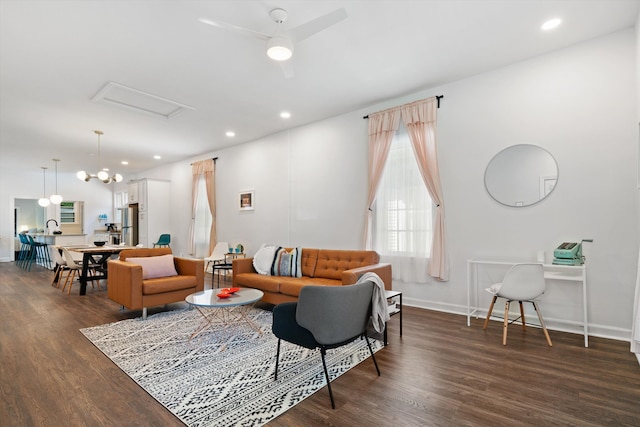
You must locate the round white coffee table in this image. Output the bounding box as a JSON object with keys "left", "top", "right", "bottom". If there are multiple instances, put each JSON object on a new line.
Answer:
{"left": 185, "top": 288, "right": 264, "bottom": 340}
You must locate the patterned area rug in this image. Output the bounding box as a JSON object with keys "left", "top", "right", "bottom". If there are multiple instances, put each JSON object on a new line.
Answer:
{"left": 80, "top": 307, "right": 382, "bottom": 426}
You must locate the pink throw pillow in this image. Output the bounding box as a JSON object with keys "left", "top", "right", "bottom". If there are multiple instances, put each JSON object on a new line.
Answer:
{"left": 126, "top": 254, "right": 178, "bottom": 279}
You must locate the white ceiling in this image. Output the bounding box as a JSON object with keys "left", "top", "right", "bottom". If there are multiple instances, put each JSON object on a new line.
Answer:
{"left": 1, "top": 0, "right": 638, "bottom": 177}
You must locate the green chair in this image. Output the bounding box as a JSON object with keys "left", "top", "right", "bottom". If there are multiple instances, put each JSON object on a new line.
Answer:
{"left": 152, "top": 234, "right": 171, "bottom": 248}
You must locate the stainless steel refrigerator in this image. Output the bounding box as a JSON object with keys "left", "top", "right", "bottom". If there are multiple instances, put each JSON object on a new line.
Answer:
{"left": 120, "top": 204, "right": 138, "bottom": 246}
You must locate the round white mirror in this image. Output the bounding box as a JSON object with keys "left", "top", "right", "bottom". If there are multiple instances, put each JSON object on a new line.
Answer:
{"left": 484, "top": 144, "right": 558, "bottom": 207}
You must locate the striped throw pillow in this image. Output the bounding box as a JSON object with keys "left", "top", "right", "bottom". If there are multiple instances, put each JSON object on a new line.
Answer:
{"left": 271, "top": 247, "right": 302, "bottom": 277}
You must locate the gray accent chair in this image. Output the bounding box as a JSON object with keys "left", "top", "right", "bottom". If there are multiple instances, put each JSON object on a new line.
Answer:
{"left": 272, "top": 281, "right": 380, "bottom": 409}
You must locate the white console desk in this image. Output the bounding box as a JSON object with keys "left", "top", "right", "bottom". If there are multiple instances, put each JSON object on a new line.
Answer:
{"left": 467, "top": 258, "right": 588, "bottom": 347}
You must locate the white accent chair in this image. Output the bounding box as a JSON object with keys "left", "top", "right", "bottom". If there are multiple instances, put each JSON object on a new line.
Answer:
{"left": 483, "top": 263, "right": 552, "bottom": 346}
{"left": 204, "top": 241, "right": 230, "bottom": 287}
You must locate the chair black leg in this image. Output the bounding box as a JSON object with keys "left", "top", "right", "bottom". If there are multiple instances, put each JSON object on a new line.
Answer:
{"left": 274, "top": 339, "right": 281, "bottom": 380}
{"left": 364, "top": 335, "right": 381, "bottom": 376}
{"left": 320, "top": 348, "right": 335, "bottom": 409}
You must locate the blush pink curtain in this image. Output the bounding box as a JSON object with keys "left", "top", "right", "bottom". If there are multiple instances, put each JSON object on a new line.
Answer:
{"left": 400, "top": 97, "right": 448, "bottom": 281}
{"left": 189, "top": 159, "right": 216, "bottom": 256}
{"left": 363, "top": 108, "right": 401, "bottom": 249}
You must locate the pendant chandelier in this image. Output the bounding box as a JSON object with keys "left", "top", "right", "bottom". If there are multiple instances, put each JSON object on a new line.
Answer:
{"left": 38, "top": 167, "right": 50, "bottom": 207}
{"left": 76, "top": 130, "right": 123, "bottom": 184}
{"left": 49, "top": 158, "right": 63, "bottom": 204}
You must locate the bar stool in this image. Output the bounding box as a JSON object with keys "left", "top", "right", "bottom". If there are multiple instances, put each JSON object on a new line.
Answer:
{"left": 17, "top": 234, "right": 31, "bottom": 269}
{"left": 26, "top": 235, "right": 51, "bottom": 271}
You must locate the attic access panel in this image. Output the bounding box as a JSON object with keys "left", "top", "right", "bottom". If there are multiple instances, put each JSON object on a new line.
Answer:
{"left": 92, "top": 82, "right": 194, "bottom": 119}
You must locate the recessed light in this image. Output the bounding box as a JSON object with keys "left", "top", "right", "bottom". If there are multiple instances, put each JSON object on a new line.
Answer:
{"left": 153, "top": 155, "right": 161, "bottom": 160}
{"left": 121, "top": 161, "right": 129, "bottom": 165}
{"left": 226, "top": 131, "right": 236, "bottom": 137}
{"left": 280, "top": 111, "right": 291, "bottom": 119}
{"left": 541, "top": 18, "right": 562, "bottom": 31}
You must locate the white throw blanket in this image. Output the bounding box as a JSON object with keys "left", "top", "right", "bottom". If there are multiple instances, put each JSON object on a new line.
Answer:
{"left": 357, "top": 272, "right": 390, "bottom": 333}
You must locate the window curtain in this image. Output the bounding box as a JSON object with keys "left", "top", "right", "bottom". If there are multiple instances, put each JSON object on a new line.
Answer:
{"left": 400, "top": 98, "right": 448, "bottom": 281}
{"left": 363, "top": 108, "right": 401, "bottom": 249}
{"left": 189, "top": 159, "right": 216, "bottom": 256}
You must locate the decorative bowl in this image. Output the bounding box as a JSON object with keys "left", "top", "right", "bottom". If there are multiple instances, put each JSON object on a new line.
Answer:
{"left": 94, "top": 241, "right": 106, "bottom": 247}
{"left": 216, "top": 292, "right": 231, "bottom": 299}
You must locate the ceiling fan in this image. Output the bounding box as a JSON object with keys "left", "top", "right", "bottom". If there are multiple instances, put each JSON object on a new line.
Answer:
{"left": 198, "top": 7, "right": 348, "bottom": 78}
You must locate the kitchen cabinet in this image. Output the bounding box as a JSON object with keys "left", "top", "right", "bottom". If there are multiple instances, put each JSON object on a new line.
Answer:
{"left": 127, "top": 181, "right": 139, "bottom": 204}
{"left": 138, "top": 179, "right": 148, "bottom": 212}
{"left": 133, "top": 179, "right": 170, "bottom": 248}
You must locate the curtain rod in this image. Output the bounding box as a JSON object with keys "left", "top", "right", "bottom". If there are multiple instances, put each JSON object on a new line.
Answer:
{"left": 362, "top": 95, "right": 443, "bottom": 119}
{"left": 190, "top": 157, "right": 218, "bottom": 165}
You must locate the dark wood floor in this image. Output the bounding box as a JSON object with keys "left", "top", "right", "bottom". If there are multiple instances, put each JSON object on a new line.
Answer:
{"left": 2, "top": 261, "right": 640, "bottom": 427}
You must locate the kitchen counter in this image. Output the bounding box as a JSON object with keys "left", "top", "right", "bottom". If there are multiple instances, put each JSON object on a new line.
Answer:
{"left": 31, "top": 234, "right": 87, "bottom": 246}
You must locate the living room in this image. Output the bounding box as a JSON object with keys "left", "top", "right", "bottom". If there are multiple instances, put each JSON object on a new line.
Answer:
{"left": 1, "top": 1, "right": 640, "bottom": 425}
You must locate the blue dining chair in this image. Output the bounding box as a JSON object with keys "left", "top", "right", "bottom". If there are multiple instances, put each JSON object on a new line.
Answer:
{"left": 152, "top": 234, "right": 171, "bottom": 248}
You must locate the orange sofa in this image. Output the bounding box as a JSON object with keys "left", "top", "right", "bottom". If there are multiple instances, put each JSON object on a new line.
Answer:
{"left": 232, "top": 248, "right": 392, "bottom": 305}
{"left": 107, "top": 248, "right": 204, "bottom": 319}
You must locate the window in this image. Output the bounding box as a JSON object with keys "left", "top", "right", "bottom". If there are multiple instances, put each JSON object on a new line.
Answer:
{"left": 59, "top": 201, "right": 76, "bottom": 223}
{"left": 373, "top": 123, "right": 433, "bottom": 259}
{"left": 193, "top": 175, "right": 212, "bottom": 258}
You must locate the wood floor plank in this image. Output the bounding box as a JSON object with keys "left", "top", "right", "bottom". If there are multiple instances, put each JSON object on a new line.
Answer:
{"left": 1, "top": 262, "right": 639, "bottom": 426}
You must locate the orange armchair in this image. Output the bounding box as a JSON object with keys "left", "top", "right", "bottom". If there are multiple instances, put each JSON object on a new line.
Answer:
{"left": 107, "top": 248, "right": 204, "bottom": 319}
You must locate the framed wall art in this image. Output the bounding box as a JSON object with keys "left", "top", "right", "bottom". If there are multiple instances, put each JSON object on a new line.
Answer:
{"left": 239, "top": 190, "right": 255, "bottom": 211}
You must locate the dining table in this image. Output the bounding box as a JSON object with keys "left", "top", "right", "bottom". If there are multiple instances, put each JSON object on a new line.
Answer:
{"left": 57, "top": 244, "right": 137, "bottom": 295}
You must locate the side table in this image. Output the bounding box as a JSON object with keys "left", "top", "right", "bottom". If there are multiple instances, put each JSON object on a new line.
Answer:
{"left": 383, "top": 290, "right": 402, "bottom": 346}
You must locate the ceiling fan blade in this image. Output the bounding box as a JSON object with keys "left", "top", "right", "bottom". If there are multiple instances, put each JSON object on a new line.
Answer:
{"left": 198, "top": 17, "right": 270, "bottom": 41}
{"left": 279, "top": 61, "right": 295, "bottom": 79}
{"left": 288, "top": 8, "right": 348, "bottom": 42}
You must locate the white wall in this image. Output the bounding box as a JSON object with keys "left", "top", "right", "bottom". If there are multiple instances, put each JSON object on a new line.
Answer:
{"left": 0, "top": 29, "right": 636, "bottom": 341}
{"left": 436, "top": 29, "right": 637, "bottom": 339}
{"left": 139, "top": 28, "right": 635, "bottom": 340}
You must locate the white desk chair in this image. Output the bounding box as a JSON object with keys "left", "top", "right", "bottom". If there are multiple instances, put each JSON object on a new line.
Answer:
{"left": 483, "top": 263, "right": 552, "bottom": 346}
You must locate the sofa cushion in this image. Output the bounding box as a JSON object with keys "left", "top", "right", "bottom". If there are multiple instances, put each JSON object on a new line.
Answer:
{"left": 234, "top": 273, "right": 281, "bottom": 293}
{"left": 253, "top": 245, "right": 277, "bottom": 275}
{"left": 127, "top": 254, "right": 178, "bottom": 279}
{"left": 314, "top": 250, "right": 380, "bottom": 280}
{"left": 142, "top": 275, "right": 197, "bottom": 295}
{"left": 279, "top": 277, "right": 341, "bottom": 297}
{"left": 300, "top": 248, "right": 318, "bottom": 277}
{"left": 271, "top": 247, "right": 302, "bottom": 277}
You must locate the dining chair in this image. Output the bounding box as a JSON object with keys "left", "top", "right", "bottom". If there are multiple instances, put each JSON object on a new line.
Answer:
{"left": 152, "top": 234, "right": 171, "bottom": 248}
{"left": 50, "top": 248, "right": 68, "bottom": 288}
{"left": 60, "top": 248, "right": 82, "bottom": 294}
{"left": 59, "top": 248, "right": 100, "bottom": 294}
{"left": 204, "top": 241, "right": 231, "bottom": 287}
{"left": 483, "top": 263, "right": 552, "bottom": 346}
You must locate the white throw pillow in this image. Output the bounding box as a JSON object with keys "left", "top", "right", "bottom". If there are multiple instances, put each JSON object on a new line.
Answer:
{"left": 253, "top": 245, "right": 277, "bottom": 275}
{"left": 127, "top": 254, "right": 178, "bottom": 279}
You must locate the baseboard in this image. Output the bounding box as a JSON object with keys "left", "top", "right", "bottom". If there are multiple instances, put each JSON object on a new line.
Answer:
{"left": 403, "top": 296, "right": 633, "bottom": 343}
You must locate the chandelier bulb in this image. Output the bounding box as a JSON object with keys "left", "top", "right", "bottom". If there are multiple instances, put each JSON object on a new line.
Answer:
{"left": 78, "top": 131, "right": 122, "bottom": 184}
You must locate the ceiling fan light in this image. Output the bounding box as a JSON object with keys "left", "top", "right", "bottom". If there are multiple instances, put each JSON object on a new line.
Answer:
{"left": 50, "top": 194, "right": 63, "bottom": 204}
{"left": 267, "top": 36, "right": 293, "bottom": 61}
